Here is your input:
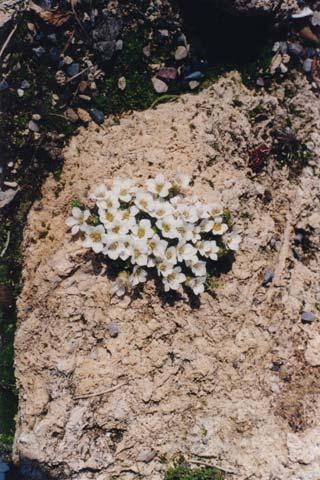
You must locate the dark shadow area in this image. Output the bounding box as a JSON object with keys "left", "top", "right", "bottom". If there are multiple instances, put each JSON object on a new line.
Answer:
{"left": 176, "top": 0, "right": 273, "bottom": 67}
{"left": 6, "top": 459, "right": 55, "bottom": 480}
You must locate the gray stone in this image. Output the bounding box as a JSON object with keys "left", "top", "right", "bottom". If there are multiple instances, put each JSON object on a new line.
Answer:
{"left": 32, "top": 46, "right": 45, "bottom": 57}
{"left": 90, "top": 109, "right": 104, "bottom": 125}
{"left": 288, "top": 43, "right": 304, "bottom": 57}
{"left": 303, "top": 58, "right": 313, "bottom": 73}
{"left": 175, "top": 45, "right": 188, "bottom": 61}
{"left": 301, "top": 312, "right": 315, "bottom": 323}
{"left": 0, "top": 79, "right": 9, "bottom": 91}
{"left": 108, "top": 322, "right": 119, "bottom": 338}
{"left": 0, "top": 188, "right": 19, "bottom": 209}
{"left": 17, "top": 88, "right": 24, "bottom": 97}
{"left": 67, "top": 63, "right": 80, "bottom": 77}
{"left": 256, "top": 77, "right": 265, "bottom": 87}
{"left": 137, "top": 448, "right": 156, "bottom": 463}
{"left": 263, "top": 270, "right": 274, "bottom": 286}
{"left": 152, "top": 77, "right": 168, "bottom": 93}
{"left": 28, "top": 120, "right": 39, "bottom": 132}
{"left": 184, "top": 71, "right": 204, "bottom": 81}
{"left": 21, "top": 80, "right": 30, "bottom": 89}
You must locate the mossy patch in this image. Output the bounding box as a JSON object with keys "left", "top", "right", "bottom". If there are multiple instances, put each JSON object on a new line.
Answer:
{"left": 164, "top": 462, "right": 224, "bottom": 480}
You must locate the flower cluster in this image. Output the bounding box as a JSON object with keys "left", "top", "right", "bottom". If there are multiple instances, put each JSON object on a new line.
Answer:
{"left": 66, "top": 174, "right": 241, "bottom": 297}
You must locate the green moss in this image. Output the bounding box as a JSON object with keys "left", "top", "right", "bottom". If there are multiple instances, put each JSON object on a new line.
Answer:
{"left": 164, "top": 462, "right": 224, "bottom": 480}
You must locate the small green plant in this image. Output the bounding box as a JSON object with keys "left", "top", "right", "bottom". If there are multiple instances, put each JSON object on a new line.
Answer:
{"left": 164, "top": 462, "right": 224, "bottom": 480}
{"left": 271, "top": 127, "right": 313, "bottom": 175}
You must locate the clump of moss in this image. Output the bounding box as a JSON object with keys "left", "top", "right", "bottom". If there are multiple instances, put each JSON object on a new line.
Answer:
{"left": 271, "top": 127, "right": 313, "bottom": 175}
{"left": 164, "top": 462, "right": 224, "bottom": 480}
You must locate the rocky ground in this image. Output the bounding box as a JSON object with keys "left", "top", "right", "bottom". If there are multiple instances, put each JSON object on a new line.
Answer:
{"left": 12, "top": 70, "right": 320, "bottom": 480}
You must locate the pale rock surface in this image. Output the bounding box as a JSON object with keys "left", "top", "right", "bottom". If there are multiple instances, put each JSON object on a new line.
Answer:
{"left": 14, "top": 72, "right": 320, "bottom": 480}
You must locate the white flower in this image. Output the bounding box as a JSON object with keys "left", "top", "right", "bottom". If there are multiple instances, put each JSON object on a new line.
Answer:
{"left": 175, "top": 222, "right": 195, "bottom": 242}
{"left": 90, "top": 184, "right": 109, "bottom": 203}
{"left": 103, "top": 235, "right": 124, "bottom": 260}
{"left": 170, "top": 195, "right": 184, "bottom": 207}
{"left": 130, "top": 239, "right": 149, "bottom": 266}
{"left": 119, "top": 235, "right": 132, "bottom": 261}
{"left": 97, "top": 191, "right": 120, "bottom": 210}
{"left": 200, "top": 217, "right": 228, "bottom": 235}
{"left": 195, "top": 202, "right": 210, "bottom": 219}
{"left": 164, "top": 246, "right": 177, "bottom": 264}
{"left": 118, "top": 207, "right": 137, "bottom": 230}
{"left": 66, "top": 207, "right": 90, "bottom": 235}
{"left": 83, "top": 225, "right": 108, "bottom": 253}
{"left": 186, "top": 259, "right": 206, "bottom": 276}
{"left": 108, "top": 218, "right": 130, "bottom": 236}
{"left": 98, "top": 207, "right": 119, "bottom": 227}
{"left": 131, "top": 219, "right": 154, "bottom": 240}
{"left": 162, "top": 266, "right": 186, "bottom": 292}
{"left": 156, "top": 216, "right": 178, "bottom": 239}
{"left": 176, "top": 242, "right": 198, "bottom": 262}
{"left": 153, "top": 199, "right": 174, "bottom": 218}
{"left": 148, "top": 235, "right": 168, "bottom": 257}
{"left": 134, "top": 192, "right": 154, "bottom": 213}
{"left": 130, "top": 266, "right": 148, "bottom": 287}
{"left": 112, "top": 178, "right": 136, "bottom": 203}
{"left": 146, "top": 174, "right": 172, "bottom": 198}
{"left": 175, "top": 172, "right": 190, "bottom": 189}
{"left": 176, "top": 203, "right": 198, "bottom": 223}
{"left": 208, "top": 202, "right": 224, "bottom": 218}
{"left": 185, "top": 276, "right": 206, "bottom": 295}
{"left": 157, "top": 261, "right": 174, "bottom": 277}
{"left": 197, "top": 240, "right": 219, "bottom": 260}
{"left": 111, "top": 271, "right": 131, "bottom": 297}
{"left": 225, "top": 232, "right": 241, "bottom": 251}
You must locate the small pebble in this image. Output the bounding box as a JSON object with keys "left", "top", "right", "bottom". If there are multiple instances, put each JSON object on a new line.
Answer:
{"left": 90, "top": 109, "right": 104, "bottom": 125}
{"left": 189, "top": 80, "right": 200, "bottom": 90}
{"left": 256, "top": 77, "right": 265, "bottom": 87}
{"left": 263, "top": 270, "right": 274, "bottom": 286}
{"left": 4, "top": 181, "right": 18, "bottom": 188}
{"left": 32, "top": 46, "right": 45, "bottom": 57}
{"left": 303, "top": 58, "right": 313, "bottom": 72}
{"left": 49, "top": 47, "right": 60, "bottom": 63}
{"left": 17, "top": 88, "right": 24, "bottom": 97}
{"left": 67, "top": 63, "right": 80, "bottom": 77}
{"left": 108, "top": 322, "right": 119, "bottom": 338}
{"left": 115, "top": 39, "right": 123, "bottom": 51}
{"left": 301, "top": 312, "right": 315, "bottom": 323}
{"left": 65, "top": 108, "right": 78, "bottom": 123}
{"left": 47, "top": 33, "right": 57, "bottom": 43}
{"left": 156, "top": 67, "right": 177, "bottom": 80}
{"left": 184, "top": 71, "right": 204, "bottom": 81}
{"left": 77, "top": 108, "right": 91, "bottom": 123}
{"left": 288, "top": 43, "right": 304, "bottom": 56}
{"left": 143, "top": 45, "right": 151, "bottom": 57}
{"left": 28, "top": 120, "right": 39, "bottom": 132}
{"left": 0, "top": 79, "right": 9, "bottom": 91}
{"left": 21, "top": 80, "right": 30, "bottom": 89}
{"left": 32, "top": 114, "right": 41, "bottom": 121}
{"left": 175, "top": 45, "right": 188, "bottom": 61}
{"left": 137, "top": 449, "right": 156, "bottom": 463}
{"left": 152, "top": 76, "right": 168, "bottom": 93}
{"left": 118, "top": 76, "right": 126, "bottom": 91}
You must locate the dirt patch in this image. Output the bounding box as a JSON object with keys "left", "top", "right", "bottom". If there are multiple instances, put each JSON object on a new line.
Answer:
{"left": 13, "top": 72, "right": 320, "bottom": 479}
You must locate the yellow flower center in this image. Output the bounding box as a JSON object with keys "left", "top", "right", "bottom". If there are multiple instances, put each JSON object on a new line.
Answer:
{"left": 140, "top": 200, "right": 147, "bottom": 209}
{"left": 212, "top": 224, "right": 221, "bottom": 232}
{"left": 163, "top": 223, "right": 170, "bottom": 233}
{"left": 90, "top": 232, "right": 101, "bottom": 242}
{"left": 137, "top": 227, "right": 145, "bottom": 238}
{"left": 156, "top": 183, "right": 164, "bottom": 193}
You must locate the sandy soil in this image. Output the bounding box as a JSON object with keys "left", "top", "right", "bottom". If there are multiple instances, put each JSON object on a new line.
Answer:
{"left": 13, "top": 72, "right": 320, "bottom": 480}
